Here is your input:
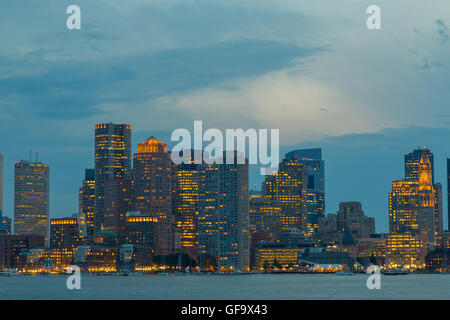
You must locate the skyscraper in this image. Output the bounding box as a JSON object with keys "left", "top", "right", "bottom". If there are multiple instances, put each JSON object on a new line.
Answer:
{"left": 216, "top": 151, "right": 250, "bottom": 272}
{"left": 285, "top": 149, "right": 325, "bottom": 236}
{"left": 133, "top": 137, "right": 172, "bottom": 256}
{"left": 103, "top": 178, "right": 133, "bottom": 236}
{"left": 263, "top": 157, "right": 306, "bottom": 232}
{"left": 14, "top": 160, "right": 50, "bottom": 241}
{"left": 405, "top": 148, "right": 434, "bottom": 183}
{"left": 172, "top": 160, "right": 200, "bottom": 260}
{"left": 79, "top": 169, "right": 95, "bottom": 236}
{"left": 94, "top": 123, "right": 132, "bottom": 232}
{"left": 390, "top": 149, "right": 439, "bottom": 243}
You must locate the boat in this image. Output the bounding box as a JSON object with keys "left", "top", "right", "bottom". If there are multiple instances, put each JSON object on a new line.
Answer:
{"left": 335, "top": 270, "right": 353, "bottom": 275}
{"left": 0, "top": 269, "right": 20, "bottom": 277}
{"left": 382, "top": 268, "right": 409, "bottom": 275}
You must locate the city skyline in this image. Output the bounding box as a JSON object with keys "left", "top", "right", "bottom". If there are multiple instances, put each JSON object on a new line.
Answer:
{"left": 2, "top": 1, "right": 450, "bottom": 234}
{"left": 1, "top": 126, "right": 450, "bottom": 234}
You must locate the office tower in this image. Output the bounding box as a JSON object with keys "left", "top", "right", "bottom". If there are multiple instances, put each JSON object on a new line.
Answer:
{"left": 125, "top": 211, "right": 157, "bottom": 247}
{"left": 217, "top": 151, "right": 250, "bottom": 272}
{"left": 417, "top": 150, "right": 436, "bottom": 242}
{"left": 285, "top": 148, "right": 325, "bottom": 216}
{"left": 434, "top": 183, "right": 443, "bottom": 235}
{"left": 172, "top": 161, "right": 200, "bottom": 260}
{"left": 50, "top": 213, "right": 87, "bottom": 249}
{"left": 405, "top": 147, "right": 434, "bottom": 183}
{"left": 197, "top": 163, "right": 219, "bottom": 263}
{"left": 94, "top": 123, "right": 132, "bottom": 232}
{"left": 133, "top": 137, "right": 172, "bottom": 256}
{"left": 263, "top": 157, "right": 306, "bottom": 232}
{"left": 336, "top": 202, "right": 375, "bottom": 238}
{"left": 14, "top": 160, "right": 49, "bottom": 241}
{"left": 249, "top": 196, "right": 282, "bottom": 235}
{"left": 389, "top": 180, "right": 420, "bottom": 233}
{"left": 79, "top": 169, "right": 95, "bottom": 236}
{"left": 389, "top": 149, "right": 437, "bottom": 242}
{"left": 447, "top": 158, "right": 450, "bottom": 230}
{"left": 103, "top": 178, "right": 133, "bottom": 236}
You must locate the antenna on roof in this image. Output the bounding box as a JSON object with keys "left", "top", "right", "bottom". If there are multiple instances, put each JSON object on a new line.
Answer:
{"left": 29, "top": 148, "right": 32, "bottom": 162}
{"left": 36, "top": 150, "right": 39, "bottom": 163}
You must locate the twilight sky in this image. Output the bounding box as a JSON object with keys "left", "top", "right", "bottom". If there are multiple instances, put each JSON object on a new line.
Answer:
{"left": 1, "top": 0, "right": 450, "bottom": 233}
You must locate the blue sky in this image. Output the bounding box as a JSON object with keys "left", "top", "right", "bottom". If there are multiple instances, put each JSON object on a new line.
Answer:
{"left": 1, "top": 0, "right": 450, "bottom": 232}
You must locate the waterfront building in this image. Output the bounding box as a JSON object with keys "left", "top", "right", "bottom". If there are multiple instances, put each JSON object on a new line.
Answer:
{"left": 50, "top": 213, "right": 87, "bottom": 249}
{"left": 133, "top": 137, "right": 172, "bottom": 256}
{"left": 14, "top": 160, "right": 50, "bottom": 241}
{"left": 356, "top": 235, "right": 386, "bottom": 264}
{"left": 425, "top": 248, "right": 450, "bottom": 272}
{"left": 435, "top": 231, "right": 450, "bottom": 250}
{"left": 0, "top": 235, "right": 45, "bottom": 269}
{"left": 384, "top": 232, "right": 427, "bottom": 268}
{"left": 94, "top": 123, "right": 132, "bottom": 233}
{"left": 74, "top": 245, "right": 119, "bottom": 273}
{"left": 79, "top": 169, "right": 95, "bottom": 236}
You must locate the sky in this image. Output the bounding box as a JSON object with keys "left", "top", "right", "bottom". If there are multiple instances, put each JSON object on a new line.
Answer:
{"left": 0, "top": 0, "right": 450, "bottom": 233}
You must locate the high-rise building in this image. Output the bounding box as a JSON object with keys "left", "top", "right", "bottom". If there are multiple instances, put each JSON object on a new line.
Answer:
{"left": 133, "top": 137, "right": 172, "bottom": 256}
{"left": 197, "top": 163, "right": 219, "bottom": 263}
{"left": 172, "top": 161, "right": 200, "bottom": 260}
{"left": 216, "top": 151, "right": 250, "bottom": 272}
{"left": 390, "top": 149, "right": 439, "bottom": 243}
{"left": 263, "top": 157, "right": 306, "bottom": 232}
{"left": 50, "top": 213, "right": 87, "bottom": 249}
{"left": 405, "top": 148, "right": 434, "bottom": 183}
{"left": 79, "top": 169, "right": 95, "bottom": 236}
{"left": 103, "top": 178, "right": 133, "bottom": 236}
{"left": 14, "top": 160, "right": 49, "bottom": 241}
{"left": 336, "top": 202, "right": 375, "bottom": 238}
{"left": 249, "top": 196, "right": 282, "bottom": 235}
{"left": 285, "top": 148, "right": 325, "bottom": 216}
{"left": 94, "top": 123, "right": 132, "bottom": 232}
{"left": 125, "top": 211, "right": 157, "bottom": 248}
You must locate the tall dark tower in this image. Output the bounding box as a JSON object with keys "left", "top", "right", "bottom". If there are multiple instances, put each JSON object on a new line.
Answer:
{"left": 94, "top": 123, "right": 132, "bottom": 232}
{"left": 14, "top": 160, "right": 50, "bottom": 241}
{"left": 405, "top": 147, "right": 434, "bottom": 183}
{"left": 79, "top": 169, "right": 95, "bottom": 236}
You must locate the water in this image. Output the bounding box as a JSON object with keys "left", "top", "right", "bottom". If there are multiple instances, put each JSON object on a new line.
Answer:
{"left": 1, "top": 274, "right": 449, "bottom": 300}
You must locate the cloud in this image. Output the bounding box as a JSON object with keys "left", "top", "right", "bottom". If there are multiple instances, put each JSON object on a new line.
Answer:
{"left": 435, "top": 19, "right": 449, "bottom": 42}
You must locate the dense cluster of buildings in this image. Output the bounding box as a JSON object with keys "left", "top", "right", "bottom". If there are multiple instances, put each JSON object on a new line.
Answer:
{"left": 0, "top": 123, "right": 450, "bottom": 273}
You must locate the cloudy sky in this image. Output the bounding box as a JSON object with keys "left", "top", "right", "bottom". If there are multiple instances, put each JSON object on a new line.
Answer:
{"left": 1, "top": 0, "right": 449, "bottom": 232}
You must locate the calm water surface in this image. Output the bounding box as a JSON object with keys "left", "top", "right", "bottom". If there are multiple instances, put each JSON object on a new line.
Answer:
{"left": 1, "top": 274, "right": 449, "bottom": 300}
